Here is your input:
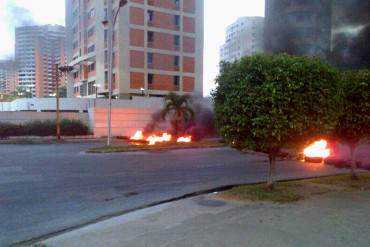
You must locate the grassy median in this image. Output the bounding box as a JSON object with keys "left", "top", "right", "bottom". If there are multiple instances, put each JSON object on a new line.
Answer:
{"left": 221, "top": 173, "right": 370, "bottom": 203}
{"left": 87, "top": 139, "right": 226, "bottom": 153}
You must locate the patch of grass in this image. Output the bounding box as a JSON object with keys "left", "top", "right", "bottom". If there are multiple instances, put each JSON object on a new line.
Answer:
{"left": 87, "top": 139, "right": 226, "bottom": 153}
{"left": 223, "top": 183, "right": 304, "bottom": 203}
{"left": 307, "top": 173, "right": 370, "bottom": 190}
{"left": 221, "top": 173, "right": 370, "bottom": 204}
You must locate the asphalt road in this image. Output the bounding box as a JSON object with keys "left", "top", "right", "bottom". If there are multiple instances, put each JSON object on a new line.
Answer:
{"left": 0, "top": 143, "right": 344, "bottom": 246}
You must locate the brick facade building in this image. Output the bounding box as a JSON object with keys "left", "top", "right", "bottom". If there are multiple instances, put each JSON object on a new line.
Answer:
{"left": 66, "top": 0, "right": 204, "bottom": 99}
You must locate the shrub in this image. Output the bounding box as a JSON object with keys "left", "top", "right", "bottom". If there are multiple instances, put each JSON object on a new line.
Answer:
{"left": 0, "top": 123, "right": 25, "bottom": 138}
{"left": 213, "top": 54, "right": 340, "bottom": 188}
{"left": 0, "top": 119, "right": 89, "bottom": 138}
{"left": 60, "top": 119, "right": 89, "bottom": 136}
{"left": 24, "top": 120, "right": 55, "bottom": 136}
{"left": 333, "top": 69, "right": 370, "bottom": 179}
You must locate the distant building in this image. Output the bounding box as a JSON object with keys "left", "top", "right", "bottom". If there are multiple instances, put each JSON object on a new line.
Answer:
{"left": 265, "top": 0, "right": 332, "bottom": 59}
{"left": 65, "top": 0, "right": 204, "bottom": 99}
{"left": 220, "top": 17, "right": 264, "bottom": 62}
{"left": 15, "top": 25, "right": 66, "bottom": 97}
{"left": 0, "top": 60, "right": 18, "bottom": 95}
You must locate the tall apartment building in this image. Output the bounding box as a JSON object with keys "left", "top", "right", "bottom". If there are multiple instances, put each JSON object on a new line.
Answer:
{"left": 265, "top": 0, "right": 332, "bottom": 59}
{"left": 15, "top": 25, "right": 66, "bottom": 97}
{"left": 65, "top": 0, "right": 204, "bottom": 99}
{"left": 0, "top": 60, "right": 18, "bottom": 95}
{"left": 220, "top": 17, "right": 264, "bottom": 62}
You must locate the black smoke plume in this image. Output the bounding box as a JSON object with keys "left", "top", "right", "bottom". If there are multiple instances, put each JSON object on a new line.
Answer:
{"left": 330, "top": 0, "right": 370, "bottom": 69}
{"left": 264, "top": 0, "right": 369, "bottom": 68}
{"left": 144, "top": 95, "right": 217, "bottom": 141}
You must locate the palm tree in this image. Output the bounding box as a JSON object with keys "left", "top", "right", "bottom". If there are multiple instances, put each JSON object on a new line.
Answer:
{"left": 161, "top": 92, "right": 195, "bottom": 138}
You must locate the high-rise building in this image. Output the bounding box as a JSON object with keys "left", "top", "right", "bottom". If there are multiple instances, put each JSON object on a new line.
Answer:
{"left": 220, "top": 17, "right": 264, "bottom": 62}
{"left": 65, "top": 0, "right": 204, "bottom": 99}
{"left": 265, "top": 0, "right": 332, "bottom": 59}
{"left": 0, "top": 60, "right": 18, "bottom": 95}
{"left": 15, "top": 25, "right": 66, "bottom": 97}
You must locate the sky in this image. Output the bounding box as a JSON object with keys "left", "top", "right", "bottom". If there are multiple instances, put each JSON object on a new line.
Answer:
{"left": 0, "top": 0, "right": 265, "bottom": 96}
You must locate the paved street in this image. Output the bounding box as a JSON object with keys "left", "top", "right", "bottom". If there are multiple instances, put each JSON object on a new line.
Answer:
{"left": 41, "top": 191, "right": 370, "bottom": 247}
{"left": 0, "top": 143, "right": 343, "bottom": 246}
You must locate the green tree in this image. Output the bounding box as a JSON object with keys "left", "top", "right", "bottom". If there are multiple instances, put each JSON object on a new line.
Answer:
{"left": 213, "top": 54, "right": 340, "bottom": 189}
{"left": 12, "top": 87, "right": 32, "bottom": 98}
{"left": 334, "top": 70, "right": 370, "bottom": 179}
{"left": 58, "top": 86, "right": 67, "bottom": 98}
{"left": 161, "top": 92, "right": 194, "bottom": 138}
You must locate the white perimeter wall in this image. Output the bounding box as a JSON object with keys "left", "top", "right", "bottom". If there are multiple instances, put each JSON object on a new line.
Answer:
{"left": 0, "top": 112, "right": 89, "bottom": 126}
{"left": 93, "top": 107, "right": 159, "bottom": 137}
{"left": 0, "top": 97, "right": 165, "bottom": 136}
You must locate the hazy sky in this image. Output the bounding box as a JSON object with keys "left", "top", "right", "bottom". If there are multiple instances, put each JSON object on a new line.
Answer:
{"left": 0, "top": 0, "right": 265, "bottom": 95}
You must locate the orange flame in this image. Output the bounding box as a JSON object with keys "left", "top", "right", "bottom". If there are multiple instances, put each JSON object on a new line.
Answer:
{"left": 304, "top": 140, "right": 331, "bottom": 159}
{"left": 130, "top": 130, "right": 193, "bottom": 145}
{"left": 146, "top": 133, "right": 173, "bottom": 145}
{"left": 177, "top": 136, "right": 192, "bottom": 143}
{"left": 162, "top": 133, "right": 172, "bottom": 142}
{"left": 130, "top": 131, "right": 144, "bottom": 141}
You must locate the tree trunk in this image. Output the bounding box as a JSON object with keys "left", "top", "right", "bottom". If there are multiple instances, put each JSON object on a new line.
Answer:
{"left": 349, "top": 144, "right": 358, "bottom": 180}
{"left": 173, "top": 120, "right": 179, "bottom": 139}
{"left": 267, "top": 153, "right": 276, "bottom": 190}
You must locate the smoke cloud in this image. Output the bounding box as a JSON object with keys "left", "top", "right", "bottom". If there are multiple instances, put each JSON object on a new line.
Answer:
{"left": 265, "top": 0, "right": 369, "bottom": 69}
{"left": 330, "top": 0, "right": 370, "bottom": 69}
{"left": 5, "top": 1, "right": 35, "bottom": 27}
{"left": 0, "top": 0, "right": 36, "bottom": 59}
{"left": 144, "top": 95, "right": 217, "bottom": 141}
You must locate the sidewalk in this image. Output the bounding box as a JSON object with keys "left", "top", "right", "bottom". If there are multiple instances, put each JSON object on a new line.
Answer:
{"left": 36, "top": 190, "right": 370, "bottom": 247}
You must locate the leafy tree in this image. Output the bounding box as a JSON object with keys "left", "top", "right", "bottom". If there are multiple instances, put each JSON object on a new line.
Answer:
{"left": 213, "top": 54, "right": 340, "bottom": 188}
{"left": 3, "top": 87, "right": 33, "bottom": 101}
{"left": 17, "top": 87, "right": 33, "bottom": 98}
{"left": 334, "top": 70, "right": 370, "bottom": 179}
{"left": 161, "top": 92, "right": 194, "bottom": 138}
{"left": 58, "top": 86, "right": 67, "bottom": 98}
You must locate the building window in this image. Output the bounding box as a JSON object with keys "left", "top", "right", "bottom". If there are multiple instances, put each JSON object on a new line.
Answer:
{"left": 112, "top": 52, "right": 116, "bottom": 67}
{"left": 147, "top": 53, "right": 153, "bottom": 65}
{"left": 174, "top": 15, "right": 180, "bottom": 28}
{"left": 174, "top": 56, "right": 180, "bottom": 66}
{"left": 148, "top": 10, "right": 154, "bottom": 22}
{"left": 148, "top": 31, "right": 154, "bottom": 42}
{"left": 174, "top": 76, "right": 180, "bottom": 86}
{"left": 88, "top": 8, "right": 96, "bottom": 19}
{"left": 80, "top": 82, "right": 87, "bottom": 96}
{"left": 88, "top": 62, "right": 95, "bottom": 72}
{"left": 87, "top": 26, "right": 95, "bottom": 38}
{"left": 104, "top": 71, "right": 108, "bottom": 89}
{"left": 148, "top": 73, "right": 154, "bottom": 84}
{"left": 174, "top": 35, "right": 180, "bottom": 47}
{"left": 73, "top": 41, "right": 78, "bottom": 49}
{"left": 104, "top": 29, "right": 108, "bottom": 48}
{"left": 104, "top": 8, "right": 108, "bottom": 20}
{"left": 87, "top": 45, "right": 95, "bottom": 53}
{"left": 174, "top": 0, "right": 180, "bottom": 9}
{"left": 88, "top": 81, "right": 96, "bottom": 95}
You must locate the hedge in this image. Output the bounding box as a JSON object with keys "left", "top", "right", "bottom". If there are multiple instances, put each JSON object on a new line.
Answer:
{"left": 0, "top": 119, "right": 89, "bottom": 138}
